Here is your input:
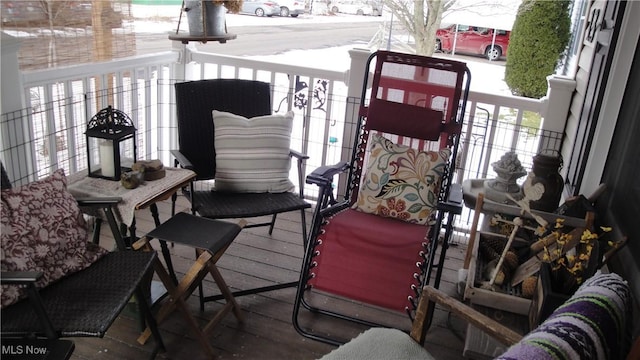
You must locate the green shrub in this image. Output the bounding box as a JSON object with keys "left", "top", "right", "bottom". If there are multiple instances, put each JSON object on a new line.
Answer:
{"left": 505, "top": 0, "right": 571, "bottom": 98}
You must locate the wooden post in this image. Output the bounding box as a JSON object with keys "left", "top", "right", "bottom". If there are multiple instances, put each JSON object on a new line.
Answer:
{"left": 464, "top": 193, "right": 484, "bottom": 269}
{"left": 539, "top": 75, "right": 576, "bottom": 154}
{"left": 92, "top": 1, "right": 115, "bottom": 107}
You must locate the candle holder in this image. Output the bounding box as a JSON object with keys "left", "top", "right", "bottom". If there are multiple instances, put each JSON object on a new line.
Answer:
{"left": 85, "top": 106, "right": 137, "bottom": 181}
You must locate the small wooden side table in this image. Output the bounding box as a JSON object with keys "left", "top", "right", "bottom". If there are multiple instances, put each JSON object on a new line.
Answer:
{"left": 67, "top": 167, "right": 196, "bottom": 283}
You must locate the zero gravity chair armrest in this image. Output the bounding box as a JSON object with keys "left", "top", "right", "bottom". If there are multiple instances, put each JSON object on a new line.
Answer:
{"left": 436, "top": 183, "right": 463, "bottom": 215}
{"left": 306, "top": 161, "right": 350, "bottom": 188}
{"left": 307, "top": 161, "right": 351, "bottom": 215}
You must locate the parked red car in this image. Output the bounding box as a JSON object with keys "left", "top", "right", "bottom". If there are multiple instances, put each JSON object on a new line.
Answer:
{"left": 435, "top": 24, "right": 510, "bottom": 61}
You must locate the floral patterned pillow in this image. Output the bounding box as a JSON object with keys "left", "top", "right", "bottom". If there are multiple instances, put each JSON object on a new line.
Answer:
{"left": 1, "top": 169, "right": 108, "bottom": 308}
{"left": 353, "top": 134, "right": 451, "bottom": 225}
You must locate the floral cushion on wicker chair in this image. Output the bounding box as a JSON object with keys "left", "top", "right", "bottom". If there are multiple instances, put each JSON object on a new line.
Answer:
{"left": 1, "top": 169, "right": 108, "bottom": 308}
{"left": 353, "top": 134, "right": 451, "bottom": 225}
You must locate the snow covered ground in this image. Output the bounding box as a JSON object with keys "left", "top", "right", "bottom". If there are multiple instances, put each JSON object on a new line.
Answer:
{"left": 2, "top": 4, "right": 509, "bottom": 95}
{"left": 130, "top": 3, "right": 388, "bottom": 30}
{"left": 130, "top": 4, "right": 511, "bottom": 95}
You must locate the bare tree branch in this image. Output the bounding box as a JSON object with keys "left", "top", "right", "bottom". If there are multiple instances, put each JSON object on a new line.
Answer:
{"left": 381, "top": 0, "right": 515, "bottom": 55}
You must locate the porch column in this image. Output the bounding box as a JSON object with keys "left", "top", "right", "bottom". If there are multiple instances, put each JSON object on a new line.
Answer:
{"left": 168, "top": 40, "right": 197, "bottom": 154}
{"left": 1, "top": 32, "right": 28, "bottom": 184}
{"left": 1, "top": 32, "right": 25, "bottom": 114}
{"left": 170, "top": 40, "right": 196, "bottom": 82}
{"left": 335, "top": 48, "right": 370, "bottom": 198}
{"left": 539, "top": 75, "right": 576, "bottom": 153}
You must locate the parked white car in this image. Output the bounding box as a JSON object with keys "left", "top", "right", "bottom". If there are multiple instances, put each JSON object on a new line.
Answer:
{"left": 240, "top": 0, "right": 281, "bottom": 17}
{"left": 278, "top": 0, "right": 305, "bottom": 17}
{"left": 330, "top": 0, "right": 374, "bottom": 16}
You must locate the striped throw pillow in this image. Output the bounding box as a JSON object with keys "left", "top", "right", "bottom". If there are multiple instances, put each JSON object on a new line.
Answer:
{"left": 213, "top": 110, "right": 295, "bottom": 193}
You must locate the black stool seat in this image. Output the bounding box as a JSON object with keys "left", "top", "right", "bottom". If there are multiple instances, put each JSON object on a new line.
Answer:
{"left": 147, "top": 212, "right": 242, "bottom": 255}
{"left": 135, "top": 212, "right": 245, "bottom": 357}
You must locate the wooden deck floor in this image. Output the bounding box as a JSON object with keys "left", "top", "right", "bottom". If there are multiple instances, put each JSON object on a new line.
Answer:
{"left": 70, "top": 195, "right": 472, "bottom": 360}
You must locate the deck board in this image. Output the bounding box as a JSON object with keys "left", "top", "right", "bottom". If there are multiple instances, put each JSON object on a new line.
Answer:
{"left": 69, "top": 196, "right": 473, "bottom": 360}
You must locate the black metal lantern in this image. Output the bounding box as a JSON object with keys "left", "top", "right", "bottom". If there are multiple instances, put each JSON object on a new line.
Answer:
{"left": 85, "top": 106, "right": 137, "bottom": 181}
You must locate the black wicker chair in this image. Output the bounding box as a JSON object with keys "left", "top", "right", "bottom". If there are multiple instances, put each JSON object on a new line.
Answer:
{"left": 1, "top": 164, "right": 165, "bottom": 359}
{"left": 171, "top": 79, "right": 311, "bottom": 308}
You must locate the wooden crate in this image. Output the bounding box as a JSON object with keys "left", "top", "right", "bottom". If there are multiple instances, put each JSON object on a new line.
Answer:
{"left": 463, "top": 303, "right": 529, "bottom": 360}
{"left": 464, "top": 231, "right": 532, "bottom": 314}
{"left": 462, "top": 195, "right": 592, "bottom": 315}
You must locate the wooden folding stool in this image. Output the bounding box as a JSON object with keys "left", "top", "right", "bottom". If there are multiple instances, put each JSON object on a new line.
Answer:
{"left": 134, "top": 212, "right": 246, "bottom": 357}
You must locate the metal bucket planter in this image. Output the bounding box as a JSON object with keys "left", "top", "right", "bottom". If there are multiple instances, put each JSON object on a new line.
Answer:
{"left": 185, "top": 1, "right": 226, "bottom": 36}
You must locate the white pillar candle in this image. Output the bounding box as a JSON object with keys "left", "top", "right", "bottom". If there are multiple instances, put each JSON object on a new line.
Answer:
{"left": 99, "top": 141, "right": 116, "bottom": 177}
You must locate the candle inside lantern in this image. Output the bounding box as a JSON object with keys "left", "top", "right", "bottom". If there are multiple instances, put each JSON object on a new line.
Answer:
{"left": 99, "top": 140, "right": 115, "bottom": 177}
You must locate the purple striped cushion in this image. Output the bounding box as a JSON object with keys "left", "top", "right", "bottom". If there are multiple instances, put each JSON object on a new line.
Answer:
{"left": 497, "top": 272, "right": 630, "bottom": 360}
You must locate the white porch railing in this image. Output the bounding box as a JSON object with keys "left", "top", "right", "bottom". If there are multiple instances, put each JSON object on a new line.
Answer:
{"left": 1, "top": 43, "right": 571, "bottom": 235}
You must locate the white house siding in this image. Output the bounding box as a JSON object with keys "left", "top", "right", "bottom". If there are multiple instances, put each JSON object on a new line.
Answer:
{"left": 560, "top": 0, "right": 602, "bottom": 192}
{"left": 563, "top": 0, "right": 640, "bottom": 309}
{"left": 560, "top": 0, "right": 640, "bottom": 198}
{"left": 580, "top": 0, "right": 640, "bottom": 196}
